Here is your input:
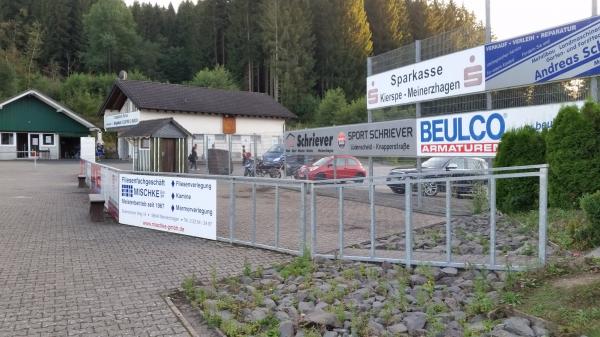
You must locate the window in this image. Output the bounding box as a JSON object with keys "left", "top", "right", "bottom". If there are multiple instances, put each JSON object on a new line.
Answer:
{"left": 467, "top": 159, "right": 483, "bottom": 170}
{"left": 448, "top": 158, "right": 466, "bottom": 169}
{"left": 347, "top": 158, "right": 360, "bottom": 166}
{"left": 231, "top": 135, "right": 241, "bottom": 142}
{"left": 0, "top": 133, "right": 14, "bottom": 145}
{"left": 335, "top": 158, "right": 346, "bottom": 167}
{"left": 215, "top": 134, "right": 226, "bottom": 142}
{"left": 43, "top": 134, "right": 54, "bottom": 145}
{"left": 141, "top": 138, "right": 150, "bottom": 149}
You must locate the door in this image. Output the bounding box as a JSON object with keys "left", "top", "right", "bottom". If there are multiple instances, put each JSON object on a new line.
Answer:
{"left": 29, "top": 134, "right": 40, "bottom": 158}
{"left": 160, "top": 138, "right": 177, "bottom": 172}
{"left": 16, "top": 133, "right": 28, "bottom": 158}
{"left": 335, "top": 157, "right": 348, "bottom": 178}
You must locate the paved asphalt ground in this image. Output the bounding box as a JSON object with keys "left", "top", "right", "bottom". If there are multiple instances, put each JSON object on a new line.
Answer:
{"left": 0, "top": 160, "right": 289, "bottom": 337}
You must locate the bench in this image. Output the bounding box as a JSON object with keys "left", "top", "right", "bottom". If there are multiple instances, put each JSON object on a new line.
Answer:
{"left": 89, "top": 194, "right": 105, "bottom": 222}
{"left": 78, "top": 175, "right": 86, "bottom": 188}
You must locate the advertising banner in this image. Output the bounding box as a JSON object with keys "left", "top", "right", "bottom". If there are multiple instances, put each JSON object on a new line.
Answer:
{"left": 119, "top": 174, "right": 217, "bottom": 239}
{"left": 284, "top": 119, "right": 416, "bottom": 157}
{"left": 104, "top": 110, "right": 140, "bottom": 129}
{"left": 417, "top": 101, "right": 583, "bottom": 157}
{"left": 366, "top": 46, "right": 485, "bottom": 109}
{"left": 486, "top": 16, "right": 600, "bottom": 90}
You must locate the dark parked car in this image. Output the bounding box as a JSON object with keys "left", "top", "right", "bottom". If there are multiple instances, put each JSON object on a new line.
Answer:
{"left": 295, "top": 155, "right": 366, "bottom": 181}
{"left": 262, "top": 144, "right": 285, "bottom": 168}
{"left": 386, "top": 157, "right": 488, "bottom": 196}
{"left": 284, "top": 154, "right": 315, "bottom": 176}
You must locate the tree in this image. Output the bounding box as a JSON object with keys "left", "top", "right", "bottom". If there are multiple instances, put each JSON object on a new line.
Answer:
{"left": 0, "top": 59, "right": 17, "bottom": 99}
{"left": 82, "top": 0, "right": 140, "bottom": 73}
{"left": 546, "top": 103, "right": 600, "bottom": 208}
{"left": 365, "top": 0, "right": 410, "bottom": 54}
{"left": 260, "top": 0, "right": 315, "bottom": 112}
{"left": 187, "top": 66, "right": 239, "bottom": 90}
{"left": 334, "top": 96, "right": 367, "bottom": 125}
{"left": 315, "top": 88, "right": 347, "bottom": 126}
{"left": 494, "top": 126, "right": 546, "bottom": 212}
{"left": 226, "top": 0, "right": 261, "bottom": 91}
{"left": 311, "top": 0, "right": 372, "bottom": 98}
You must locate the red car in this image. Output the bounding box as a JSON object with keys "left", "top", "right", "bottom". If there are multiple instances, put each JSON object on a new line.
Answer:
{"left": 295, "top": 155, "right": 367, "bottom": 181}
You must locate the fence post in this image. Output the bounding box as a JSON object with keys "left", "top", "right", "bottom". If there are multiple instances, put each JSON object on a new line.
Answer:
{"left": 369, "top": 178, "right": 376, "bottom": 259}
{"left": 538, "top": 166, "right": 548, "bottom": 266}
{"left": 489, "top": 177, "right": 497, "bottom": 268}
{"left": 300, "top": 182, "right": 307, "bottom": 253}
{"left": 338, "top": 186, "right": 344, "bottom": 258}
{"left": 275, "top": 185, "right": 280, "bottom": 248}
{"left": 252, "top": 183, "right": 257, "bottom": 244}
{"left": 310, "top": 183, "right": 317, "bottom": 258}
{"left": 229, "top": 179, "right": 235, "bottom": 243}
{"left": 445, "top": 180, "right": 452, "bottom": 263}
{"left": 405, "top": 181, "right": 412, "bottom": 266}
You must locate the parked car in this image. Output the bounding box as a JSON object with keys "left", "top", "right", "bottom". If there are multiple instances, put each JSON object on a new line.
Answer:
{"left": 285, "top": 154, "right": 315, "bottom": 176}
{"left": 261, "top": 144, "right": 285, "bottom": 169}
{"left": 295, "top": 155, "right": 367, "bottom": 181}
{"left": 386, "top": 157, "right": 488, "bottom": 196}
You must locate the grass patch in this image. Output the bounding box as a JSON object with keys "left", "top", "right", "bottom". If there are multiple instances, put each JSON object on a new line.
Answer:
{"left": 508, "top": 207, "right": 589, "bottom": 250}
{"left": 517, "top": 278, "right": 600, "bottom": 336}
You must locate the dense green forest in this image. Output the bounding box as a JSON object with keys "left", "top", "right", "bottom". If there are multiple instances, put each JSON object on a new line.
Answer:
{"left": 0, "top": 0, "right": 483, "bottom": 126}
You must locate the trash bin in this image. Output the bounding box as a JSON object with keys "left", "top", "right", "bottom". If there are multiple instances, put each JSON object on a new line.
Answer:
{"left": 207, "top": 149, "right": 232, "bottom": 175}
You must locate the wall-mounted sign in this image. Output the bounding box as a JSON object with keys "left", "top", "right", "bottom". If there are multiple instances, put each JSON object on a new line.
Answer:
{"left": 366, "top": 46, "right": 485, "bottom": 109}
{"left": 285, "top": 119, "right": 416, "bottom": 157}
{"left": 417, "top": 101, "right": 584, "bottom": 157}
{"left": 119, "top": 174, "right": 217, "bottom": 239}
{"left": 223, "top": 116, "right": 236, "bottom": 134}
{"left": 486, "top": 16, "right": 600, "bottom": 90}
{"left": 104, "top": 111, "right": 140, "bottom": 129}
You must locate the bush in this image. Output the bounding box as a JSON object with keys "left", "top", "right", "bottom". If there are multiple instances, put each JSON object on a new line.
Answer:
{"left": 494, "top": 126, "right": 546, "bottom": 212}
{"left": 547, "top": 102, "right": 600, "bottom": 208}
{"left": 579, "top": 191, "right": 600, "bottom": 248}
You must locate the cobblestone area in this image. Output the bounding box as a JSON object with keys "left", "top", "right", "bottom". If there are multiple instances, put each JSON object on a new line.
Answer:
{"left": 0, "top": 161, "right": 289, "bottom": 337}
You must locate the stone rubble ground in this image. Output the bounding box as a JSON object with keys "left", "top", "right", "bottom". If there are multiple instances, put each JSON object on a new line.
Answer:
{"left": 351, "top": 213, "right": 555, "bottom": 258}
{"left": 184, "top": 257, "right": 554, "bottom": 337}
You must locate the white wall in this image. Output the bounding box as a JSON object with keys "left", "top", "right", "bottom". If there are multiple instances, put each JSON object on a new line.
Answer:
{"left": 137, "top": 111, "right": 286, "bottom": 160}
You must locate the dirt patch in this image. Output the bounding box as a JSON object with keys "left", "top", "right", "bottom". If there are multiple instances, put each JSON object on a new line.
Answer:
{"left": 552, "top": 272, "right": 600, "bottom": 289}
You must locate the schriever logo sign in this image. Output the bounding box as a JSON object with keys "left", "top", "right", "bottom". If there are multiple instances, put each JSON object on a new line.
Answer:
{"left": 337, "top": 132, "right": 346, "bottom": 149}
{"left": 285, "top": 133, "right": 296, "bottom": 148}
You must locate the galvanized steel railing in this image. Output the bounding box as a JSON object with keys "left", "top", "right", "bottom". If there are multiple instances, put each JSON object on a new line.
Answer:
{"left": 80, "top": 160, "right": 548, "bottom": 271}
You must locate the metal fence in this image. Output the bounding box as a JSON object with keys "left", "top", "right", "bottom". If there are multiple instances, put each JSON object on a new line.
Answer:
{"left": 80, "top": 159, "right": 548, "bottom": 271}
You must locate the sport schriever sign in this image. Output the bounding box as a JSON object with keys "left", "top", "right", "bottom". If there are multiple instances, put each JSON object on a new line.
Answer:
{"left": 285, "top": 119, "right": 416, "bottom": 157}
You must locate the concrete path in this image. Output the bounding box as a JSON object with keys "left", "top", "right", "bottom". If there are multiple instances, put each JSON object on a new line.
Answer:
{"left": 0, "top": 161, "right": 289, "bottom": 337}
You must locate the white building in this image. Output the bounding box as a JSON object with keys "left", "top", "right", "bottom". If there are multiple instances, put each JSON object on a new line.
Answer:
{"left": 99, "top": 80, "right": 295, "bottom": 161}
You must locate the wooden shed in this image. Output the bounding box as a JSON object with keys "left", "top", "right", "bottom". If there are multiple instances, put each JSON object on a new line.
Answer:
{"left": 120, "top": 118, "right": 191, "bottom": 173}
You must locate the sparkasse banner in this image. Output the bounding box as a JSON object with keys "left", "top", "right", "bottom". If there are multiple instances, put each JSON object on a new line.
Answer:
{"left": 285, "top": 119, "right": 416, "bottom": 157}
{"left": 417, "top": 101, "right": 584, "bottom": 157}
{"left": 366, "top": 46, "right": 485, "bottom": 109}
{"left": 486, "top": 16, "right": 600, "bottom": 90}
{"left": 119, "top": 174, "right": 217, "bottom": 240}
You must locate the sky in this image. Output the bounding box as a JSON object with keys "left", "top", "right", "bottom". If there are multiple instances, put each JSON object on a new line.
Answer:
{"left": 123, "top": 0, "right": 595, "bottom": 41}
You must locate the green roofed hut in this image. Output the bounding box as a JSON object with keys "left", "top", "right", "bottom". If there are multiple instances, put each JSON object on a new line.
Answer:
{"left": 0, "top": 90, "right": 97, "bottom": 160}
{"left": 119, "top": 117, "right": 192, "bottom": 173}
